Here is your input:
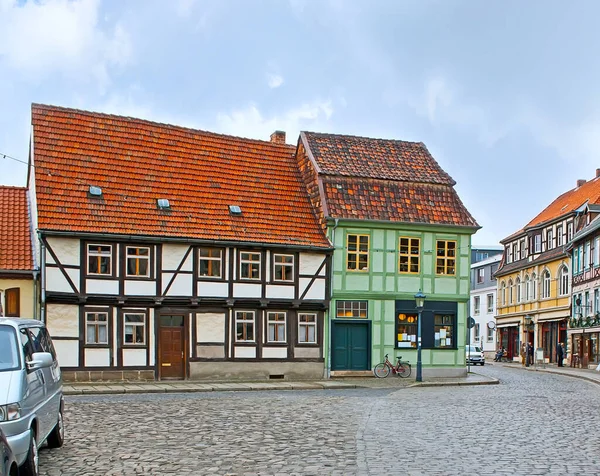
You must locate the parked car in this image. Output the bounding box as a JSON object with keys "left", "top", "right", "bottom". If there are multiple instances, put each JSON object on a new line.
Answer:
{"left": 465, "top": 345, "right": 485, "bottom": 366}
{"left": 0, "top": 318, "right": 64, "bottom": 476}
{"left": 0, "top": 427, "right": 18, "bottom": 476}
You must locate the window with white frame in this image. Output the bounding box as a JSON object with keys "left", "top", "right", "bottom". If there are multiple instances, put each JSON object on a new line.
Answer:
{"left": 487, "top": 294, "right": 494, "bottom": 313}
{"left": 477, "top": 268, "right": 484, "bottom": 283}
{"left": 512, "top": 243, "right": 518, "bottom": 261}
{"left": 595, "top": 237, "right": 600, "bottom": 267}
{"left": 578, "top": 245, "right": 584, "bottom": 272}
{"left": 506, "top": 246, "right": 512, "bottom": 264}
{"left": 86, "top": 312, "right": 108, "bottom": 344}
{"left": 240, "top": 252, "right": 261, "bottom": 280}
{"left": 501, "top": 282, "right": 506, "bottom": 306}
{"left": 235, "top": 311, "right": 255, "bottom": 342}
{"left": 298, "top": 313, "right": 317, "bottom": 344}
{"left": 508, "top": 279, "right": 514, "bottom": 304}
{"left": 487, "top": 325, "right": 494, "bottom": 342}
{"left": 586, "top": 241, "right": 592, "bottom": 269}
{"left": 520, "top": 239, "right": 526, "bottom": 259}
{"left": 516, "top": 277, "right": 521, "bottom": 303}
{"left": 532, "top": 273, "right": 537, "bottom": 300}
{"left": 126, "top": 246, "right": 150, "bottom": 277}
{"left": 534, "top": 235, "right": 542, "bottom": 253}
{"left": 267, "top": 312, "right": 286, "bottom": 342}
{"left": 273, "top": 254, "right": 294, "bottom": 282}
{"left": 546, "top": 229, "right": 553, "bottom": 250}
{"left": 585, "top": 291, "right": 591, "bottom": 316}
{"left": 595, "top": 289, "right": 599, "bottom": 315}
{"left": 557, "top": 225, "right": 563, "bottom": 246}
{"left": 124, "top": 313, "right": 145, "bottom": 344}
{"left": 88, "top": 244, "right": 112, "bottom": 275}
{"left": 541, "top": 270, "right": 551, "bottom": 298}
{"left": 559, "top": 266, "right": 569, "bottom": 296}
{"left": 473, "top": 296, "right": 480, "bottom": 315}
{"left": 525, "top": 275, "right": 530, "bottom": 301}
{"left": 474, "top": 323, "right": 480, "bottom": 342}
{"left": 567, "top": 222, "right": 574, "bottom": 242}
{"left": 199, "top": 248, "right": 222, "bottom": 278}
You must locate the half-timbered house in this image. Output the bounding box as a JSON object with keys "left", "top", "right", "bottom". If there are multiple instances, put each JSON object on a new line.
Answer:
{"left": 29, "top": 104, "right": 332, "bottom": 381}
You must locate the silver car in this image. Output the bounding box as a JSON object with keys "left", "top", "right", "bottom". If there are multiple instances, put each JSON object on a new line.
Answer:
{"left": 465, "top": 345, "right": 485, "bottom": 366}
{"left": 0, "top": 318, "right": 64, "bottom": 476}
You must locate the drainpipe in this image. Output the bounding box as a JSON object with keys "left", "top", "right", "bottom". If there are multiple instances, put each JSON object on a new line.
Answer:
{"left": 32, "top": 270, "right": 38, "bottom": 319}
{"left": 39, "top": 233, "right": 46, "bottom": 324}
{"left": 326, "top": 218, "right": 339, "bottom": 379}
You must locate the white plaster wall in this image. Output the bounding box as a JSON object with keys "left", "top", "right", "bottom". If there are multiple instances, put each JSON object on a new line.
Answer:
{"left": 196, "top": 313, "right": 225, "bottom": 343}
{"left": 124, "top": 280, "right": 156, "bottom": 296}
{"left": 198, "top": 281, "right": 228, "bottom": 297}
{"left": 266, "top": 285, "right": 295, "bottom": 299}
{"left": 300, "top": 253, "right": 326, "bottom": 276}
{"left": 53, "top": 340, "right": 79, "bottom": 367}
{"left": 122, "top": 349, "right": 147, "bottom": 366}
{"left": 65, "top": 269, "right": 80, "bottom": 292}
{"left": 299, "top": 278, "right": 326, "bottom": 300}
{"left": 162, "top": 244, "right": 193, "bottom": 271}
{"left": 46, "top": 237, "right": 80, "bottom": 266}
{"left": 294, "top": 347, "right": 320, "bottom": 358}
{"left": 85, "top": 348, "right": 110, "bottom": 367}
{"left": 46, "top": 267, "right": 75, "bottom": 293}
{"left": 86, "top": 279, "right": 119, "bottom": 295}
{"left": 234, "top": 347, "right": 256, "bottom": 358}
{"left": 233, "top": 283, "right": 261, "bottom": 298}
{"left": 164, "top": 273, "right": 192, "bottom": 296}
{"left": 262, "top": 347, "right": 287, "bottom": 359}
{"left": 46, "top": 304, "right": 79, "bottom": 338}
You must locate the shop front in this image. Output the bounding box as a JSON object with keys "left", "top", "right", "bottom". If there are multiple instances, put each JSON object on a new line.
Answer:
{"left": 570, "top": 329, "right": 600, "bottom": 368}
{"left": 498, "top": 324, "right": 520, "bottom": 361}
{"left": 541, "top": 319, "right": 568, "bottom": 364}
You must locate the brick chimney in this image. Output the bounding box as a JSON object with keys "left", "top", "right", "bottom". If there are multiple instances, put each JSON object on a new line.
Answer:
{"left": 270, "top": 130, "right": 286, "bottom": 144}
{"left": 577, "top": 179, "right": 587, "bottom": 187}
{"left": 596, "top": 168, "right": 600, "bottom": 178}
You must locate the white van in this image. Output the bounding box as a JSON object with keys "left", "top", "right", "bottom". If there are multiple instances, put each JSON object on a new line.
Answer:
{"left": 0, "top": 318, "right": 64, "bottom": 476}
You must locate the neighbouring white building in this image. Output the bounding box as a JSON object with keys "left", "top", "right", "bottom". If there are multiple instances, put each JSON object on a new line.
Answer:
{"left": 470, "top": 253, "right": 502, "bottom": 356}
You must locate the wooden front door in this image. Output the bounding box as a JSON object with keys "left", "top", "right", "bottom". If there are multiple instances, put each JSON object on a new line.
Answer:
{"left": 331, "top": 321, "right": 370, "bottom": 371}
{"left": 159, "top": 315, "right": 186, "bottom": 379}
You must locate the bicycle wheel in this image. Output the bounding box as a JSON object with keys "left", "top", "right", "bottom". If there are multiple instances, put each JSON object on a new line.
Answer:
{"left": 373, "top": 363, "right": 391, "bottom": 378}
{"left": 398, "top": 362, "right": 411, "bottom": 378}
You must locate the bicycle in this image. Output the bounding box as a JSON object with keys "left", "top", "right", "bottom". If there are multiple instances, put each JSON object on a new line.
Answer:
{"left": 373, "top": 354, "right": 412, "bottom": 378}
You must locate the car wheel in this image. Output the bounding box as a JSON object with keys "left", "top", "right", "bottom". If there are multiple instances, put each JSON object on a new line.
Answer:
{"left": 481, "top": 362, "right": 485, "bottom": 366}
{"left": 20, "top": 430, "right": 38, "bottom": 476}
{"left": 47, "top": 406, "right": 65, "bottom": 448}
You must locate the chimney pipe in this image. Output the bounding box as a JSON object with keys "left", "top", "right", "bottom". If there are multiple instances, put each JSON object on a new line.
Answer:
{"left": 596, "top": 168, "right": 600, "bottom": 178}
{"left": 270, "top": 130, "right": 286, "bottom": 144}
{"left": 577, "top": 179, "right": 586, "bottom": 187}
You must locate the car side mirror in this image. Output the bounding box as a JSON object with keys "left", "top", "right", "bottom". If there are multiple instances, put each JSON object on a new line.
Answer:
{"left": 27, "top": 352, "right": 54, "bottom": 371}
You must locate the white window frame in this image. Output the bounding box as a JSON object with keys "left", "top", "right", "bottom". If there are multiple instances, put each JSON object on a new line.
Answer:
{"left": 595, "top": 289, "right": 599, "bottom": 315}
{"left": 501, "top": 282, "right": 506, "bottom": 306}
{"left": 85, "top": 312, "right": 109, "bottom": 344}
{"left": 567, "top": 222, "right": 574, "bottom": 242}
{"left": 534, "top": 235, "right": 542, "bottom": 253}
{"left": 486, "top": 325, "right": 494, "bottom": 342}
{"left": 559, "top": 266, "right": 569, "bottom": 296}
{"left": 473, "top": 296, "right": 480, "bottom": 315}
{"left": 123, "top": 312, "right": 146, "bottom": 345}
{"left": 542, "top": 270, "right": 551, "bottom": 299}
{"left": 87, "top": 244, "right": 112, "bottom": 276}
{"left": 546, "top": 229, "right": 553, "bottom": 250}
{"left": 532, "top": 273, "right": 537, "bottom": 300}
{"left": 508, "top": 279, "right": 514, "bottom": 304}
{"left": 240, "top": 252, "right": 261, "bottom": 280}
{"left": 199, "top": 248, "right": 223, "bottom": 279}
{"left": 267, "top": 311, "right": 287, "bottom": 343}
{"left": 125, "top": 246, "right": 150, "bottom": 278}
{"left": 474, "top": 323, "right": 480, "bottom": 342}
{"left": 557, "top": 225, "right": 563, "bottom": 246}
{"left": 273, "top": 254, "right": 294, "bottom": 282}
{"left": 235, "top": 311, "right": 255, "bottom": 342}
{"left": 298, "top": 313, "right": 317, "bottom": 344}
{"left": 595, "top": 237, "right": 600, "bottom": 267}
{"left": 525, "top": 275, "right": 530, "bottom": 301}
{"left": 516, "top": 277, "right": 521, "bottom": 303}
{"left": 586, "top": 241, "right": 592, "bottom": 269}
{"left": 487, "top": 294, "right": 494, "bottom": 313}
{"left": 477, "top": 268, "right": 484, "bottom": 284}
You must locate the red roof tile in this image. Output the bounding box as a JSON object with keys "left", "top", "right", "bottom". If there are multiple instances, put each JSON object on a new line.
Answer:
{"left": 0, "top": 186, "right": 34, "bottom": 271}
{"left": 301, "top": 132, "right": 478, "bottom": 228}
{"left": 31, "top": 104, "right": 330, "bottom": 249}
{"left": 526, "top": 176, "right": 600, "bottom": 228}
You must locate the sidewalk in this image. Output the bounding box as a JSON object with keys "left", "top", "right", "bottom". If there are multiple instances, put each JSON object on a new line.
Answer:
{"left": 503, "top": 362, "right": 600, "bottom": 386}
{"left": 62, "top": 372, "right": 498, "bottom": 396}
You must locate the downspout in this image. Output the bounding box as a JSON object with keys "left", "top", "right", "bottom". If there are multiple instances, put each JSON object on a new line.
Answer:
{"left": 326, "top": 218, "right": 339, "bottom": 379}
{"left": 32, "top": 270, "right": 38, "bottom": 319}
{"left": 39, "top": 233, "right": 46, "bottom": 324}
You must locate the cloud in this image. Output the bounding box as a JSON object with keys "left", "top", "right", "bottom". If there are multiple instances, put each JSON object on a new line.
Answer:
{"left": 0, "top": 0, "right": 132, "bottom": 89}
{"left": 267, "top": 73, "right": 284, "bottom": 89}
{"left": 216, "top": 100, "right": 334, "bottom": 142}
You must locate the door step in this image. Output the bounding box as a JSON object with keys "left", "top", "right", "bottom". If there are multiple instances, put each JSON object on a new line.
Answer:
{"left": 330, "top": 370, "right": 373, "bottom": 378}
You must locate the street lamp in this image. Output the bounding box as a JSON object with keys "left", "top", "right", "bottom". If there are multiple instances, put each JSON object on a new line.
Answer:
{"left": 415, "top": 290, "right": 426, "bottom": 382}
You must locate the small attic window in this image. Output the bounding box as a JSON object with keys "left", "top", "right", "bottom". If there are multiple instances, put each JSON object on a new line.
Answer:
{"left": 229, "top": 205, "right": 242, "bottom": 215}
{"left": 89, "top": 186, "right": 103, "bottom": 197}
{"left": 157, "top": 199, "right": 171, "bottom": 210}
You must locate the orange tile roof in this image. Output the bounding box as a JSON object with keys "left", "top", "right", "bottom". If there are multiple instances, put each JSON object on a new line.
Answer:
{"left": 31, "top": 104, "right": 330, "bottom": 249}
{"left": 525, "top": 176, "right": 600, "bottom": 228}
{"left": 302, "top": 132, "right": 478, "bottom": 228}
{"left": 0, "top": 186, "right": 34, "bottom": 271}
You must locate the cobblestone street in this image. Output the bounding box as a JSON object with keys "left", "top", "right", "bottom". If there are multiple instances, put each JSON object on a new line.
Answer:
{"left": 39, "top": 366, "right": 600, "bottom": 475}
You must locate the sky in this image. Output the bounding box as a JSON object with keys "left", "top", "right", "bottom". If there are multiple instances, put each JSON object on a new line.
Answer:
{"left": 1, "top": 0, "right": 600, "bottom": 246}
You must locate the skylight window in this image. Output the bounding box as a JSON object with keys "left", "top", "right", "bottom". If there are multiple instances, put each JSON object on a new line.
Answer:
{"left": 229, "top": 205, "right": 242, "bottom": 215}
{"left": 157, "top": 199, "right": 171, "bottom": 210}
{"left": 89, "top": 186, "right": 103, "bottom": 197}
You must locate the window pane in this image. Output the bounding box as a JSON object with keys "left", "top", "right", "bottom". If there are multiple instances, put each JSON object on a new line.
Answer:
{"left": 86, "top": 325, "right": 96, "bottom": 344}
{"left": 307, "top": 326, "right": 315, "bottom": 343}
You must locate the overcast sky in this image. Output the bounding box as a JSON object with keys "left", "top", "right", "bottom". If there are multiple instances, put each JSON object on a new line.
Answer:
{"left": 1, "top": 0, "right": 599, "bottom": 246}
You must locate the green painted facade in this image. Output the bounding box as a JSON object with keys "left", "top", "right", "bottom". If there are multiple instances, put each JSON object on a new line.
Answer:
{"left": 325, "top": 219, "right": 476, "bottom": 376}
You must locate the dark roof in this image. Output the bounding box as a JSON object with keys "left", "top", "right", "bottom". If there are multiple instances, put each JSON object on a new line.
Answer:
{"left": 31, "top": 104, "right": 331, "bottom": 249}
{"left": 0, "top": 186, "right": 34, "bottom": 271}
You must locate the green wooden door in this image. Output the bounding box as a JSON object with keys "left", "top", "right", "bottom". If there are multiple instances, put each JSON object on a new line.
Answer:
{"left": 331, "top": 322, "right": 370, "bottom": 370}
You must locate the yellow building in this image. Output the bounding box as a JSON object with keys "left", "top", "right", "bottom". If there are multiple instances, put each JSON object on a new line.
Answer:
{"left": 495, "top": 174, "right": 600, "bottom": 363}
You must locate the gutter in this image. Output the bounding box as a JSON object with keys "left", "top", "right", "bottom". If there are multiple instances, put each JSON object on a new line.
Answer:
{"left": 39, "top": 232, "right": 46, "bottom": 324}
{"left": 325, "top": 217, "right": 480, "bottom": 233}
{"left": 326, "top": 218, "right": 339, "bottom": 379}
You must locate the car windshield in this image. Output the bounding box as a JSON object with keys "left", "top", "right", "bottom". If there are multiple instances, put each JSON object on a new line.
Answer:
{"left": 467, "top": 346, "right": 482, "bottom": 353}
{"left": 0, "top": 326, "right": 20, "bottom": 371}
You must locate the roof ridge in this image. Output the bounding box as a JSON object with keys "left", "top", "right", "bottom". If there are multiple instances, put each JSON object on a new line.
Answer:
{"left": 302, "top": 130, "right": 424, "bottom": 145}
{"left": 32, "top": 103, "right": 295, "bottom": 150}
{"left": 0, "top": 185, "right": 27, "bottom": 190}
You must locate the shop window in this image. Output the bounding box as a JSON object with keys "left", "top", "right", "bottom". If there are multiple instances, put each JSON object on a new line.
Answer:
{"left": 397, "top": 313, "right": 417, "bottom": 348}
{"left": 434, "top": 314, "right": 455, "bottom": 348}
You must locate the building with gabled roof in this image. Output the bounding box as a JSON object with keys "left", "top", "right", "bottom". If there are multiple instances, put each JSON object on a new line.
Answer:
{"left": 0, "top": 186, "right": 37, "bottom": 318}
{"left": 296, "top": 131, "right": 479, "bottom": 378}
{"left": 29, "top": 104, "right": 332, "bottom": 381}
{"left": 495, "top": 171, "right": 600, "bottom": 365}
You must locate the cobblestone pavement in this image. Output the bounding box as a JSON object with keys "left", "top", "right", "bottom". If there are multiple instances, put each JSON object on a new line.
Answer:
{"left": 39, "top": 366, "right": 600, "bottom": 475}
